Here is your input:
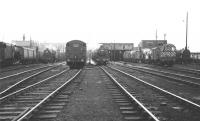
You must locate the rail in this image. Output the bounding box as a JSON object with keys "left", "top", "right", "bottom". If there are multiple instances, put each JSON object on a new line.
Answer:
{"left": 15, "top": 69, "right": 81, "bottom": 121}
{"left": 0, "top": 66, "right": 56, "bottom": 97}
{"left": 101, "top": 67, "right": 159, "bottom": 121}
{"left": 116, "top": 63, "right": 200, "bottom": 87}
{"left": 109, "top": 66, "right": 200, "bottom": 111}
{"left": 0, "top": 69, "right": 69, "bottom": 103}
{"left": 0, "top": 65, "right": 53, "bottom": 80}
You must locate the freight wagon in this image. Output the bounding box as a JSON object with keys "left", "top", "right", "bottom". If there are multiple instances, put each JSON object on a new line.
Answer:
{"left": 20, "top": 47, "right": 37, "bottom": 64}
{"left": 190, "top": 52, "right": 200, "bottom": 63}
{"left": 0, "top": 42, "right": 15, "bottom": 67}
{"left": 1, "top": 41, "right": 61, "bottom": 67}
{"left": 65, "top": 40, "right": 86, "bottom": 69}
{"left": 123, "top": 50, "right": 141, "bottom": 63}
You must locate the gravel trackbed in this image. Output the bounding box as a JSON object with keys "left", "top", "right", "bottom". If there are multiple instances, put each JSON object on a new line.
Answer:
{"left": 56, "top": 67, "right": 124, "bottom": 121}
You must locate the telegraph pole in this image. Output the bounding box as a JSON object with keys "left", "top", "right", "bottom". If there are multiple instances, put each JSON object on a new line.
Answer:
{"left": 156, "top": 29, "right": 158, "bottom": 46}
{"left": 164, "top": 33, "right": 166, "bottom": 40}
{"left": 114, "top": 40, "right": 115, "bottom": 61}
{"left": 185, "top": 12, "right": 188, "bottom": 50}
{"left": 23, "top": 34, "right": 25, "bottom": 41}
{"left": 156, "top": 29, "right": 158, "bottom": 40}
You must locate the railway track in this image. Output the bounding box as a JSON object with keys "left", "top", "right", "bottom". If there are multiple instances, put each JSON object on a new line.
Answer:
{"left": 28, "top": 69, "right": 84, "bottom": 121}
{"left": 0, "top": 63, "right": 66, "bottom": 93}
{"left": 0, "top": 65, "right": 53, "bottom": 80}
{"left": 0, "top": 62, "right": 65, "bottom": 79}
{"left": 0, "top": 65, "right": 63, "bottom": 98}
{"left": 173, "top": 66, "right": 200, "bottom": 75}
{"left": 115, "top": 62, "right": 200, "bottom": 87}
{"left": 103, "top": 66, "right": 200, "bottom": 121}
{"left": 100, "top": 67, "right": 159, "bottom": 121}
{"left": 0, "top": 64, "right": 41, "bottom": 74}
{"left": 121, "top": 61, "right": 200, "bottom": 76}
{"left": 111, "top": 63, "right": 200, "bottom": 104}
{"left": 0, "top": 68, "right": 80, "bottom": 121}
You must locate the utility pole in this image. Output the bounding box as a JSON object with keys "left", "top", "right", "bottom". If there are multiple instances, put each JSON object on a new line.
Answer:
{"left": 164, "top": 33, "right": 166, "bottom": 40}
{"left": 114, "top": 40, "right": 115, "bottom": 61}
{"left": 156, "top": 29, "right": 158, "bottom": 47}
{"left": 23, "top": 34, "right": 25, "bottom": 41}
{"left": 185, "top": 12, "right": 188, "bottom": 50}
{"left": 156, "top": 29, "right": 158, "bottom": 40}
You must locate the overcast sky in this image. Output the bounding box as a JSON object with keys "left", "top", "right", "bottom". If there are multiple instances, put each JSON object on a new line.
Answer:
{"left": 0, "top": 0, "right": 199, "bottom": 51}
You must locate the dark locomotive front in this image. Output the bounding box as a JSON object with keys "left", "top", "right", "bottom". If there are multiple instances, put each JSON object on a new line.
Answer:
{"left": 92, "top": 49, "right": 109, "bottom": 66}
{"left": 65, "top": 40, "right": 86, "bottom": 69}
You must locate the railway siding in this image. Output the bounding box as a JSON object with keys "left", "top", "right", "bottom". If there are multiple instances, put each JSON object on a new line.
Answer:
{"left": 106, "top": 65, "right": 200, "bottom": 120}
{"left": 0, "top": 64, "right": 52, "bottom": 79}
{"left": 0, "top": 67, "right": 53, "bottom": 93}
{"left": 0, "top": 64, "right": 40, "bottom": 74}
{"left": 116, "top": 62, "right": 200, "bottom": 87}
{"left": 0, "top": 65, "right": 67, "bottom": 98}
{"left": 0, "top": 68, "right": 78, "bottom": 121}
{"left": 18, "top": 70, "right": 82, "bottom": 121}
{"left": 111, "top": 63, "right": 200, "bottom": 104}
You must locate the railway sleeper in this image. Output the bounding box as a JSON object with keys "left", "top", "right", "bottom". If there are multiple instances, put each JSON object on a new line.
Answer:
{"left": 11, "top": 100, "right": 40, "bottom": 104}
{"left": 107, "top": 88, "right": 145, "bottom": 120}
{"left": 116, "top": 101, "right": 130, "bottom": 103}
{"left": 43, "top": 105, "right": 64, "bottom": 110}
{"left": 121, "top": 110, "right": 139, "bottom": 115}
{"left": 51, "top": 99, "right": 69, "bottom": 102}
{"left": 0, "top": 107, "right": 30, "bottom": 121}
{"left": 0, "top": 115, "right": 16, "bottom": 120}
{"left": 32, "top": 113, "right": 58, "bottom": 119}
{"left": 0, "top": 111, "right": 21, "bottom": 115}
{"left": 120, "top": 106, "right": 135, "bottom": 110}
{"left": 17, "top": 95, "right": 46, "bottom": 99}
{"left": 124, "top": 116, "right": 143, "bottom": 121}
{"left": 12, "top": 97, "right": 44, "bottom": 100}
{"left": 31, "top": 104, "right": 65, "bottom": 120}
{"left": 0, "top": 107, "right": 27, "bottom": 111}
{"left": 45, "top": 102, "right": 66, "bottom": 106}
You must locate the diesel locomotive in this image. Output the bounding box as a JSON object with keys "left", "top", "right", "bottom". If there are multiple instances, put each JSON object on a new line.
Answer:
{"left": 123, "top": 43, "right": 177, "bottom": 66}
{"left": 65, "top": 40, "right": 86, "bottom": 69}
